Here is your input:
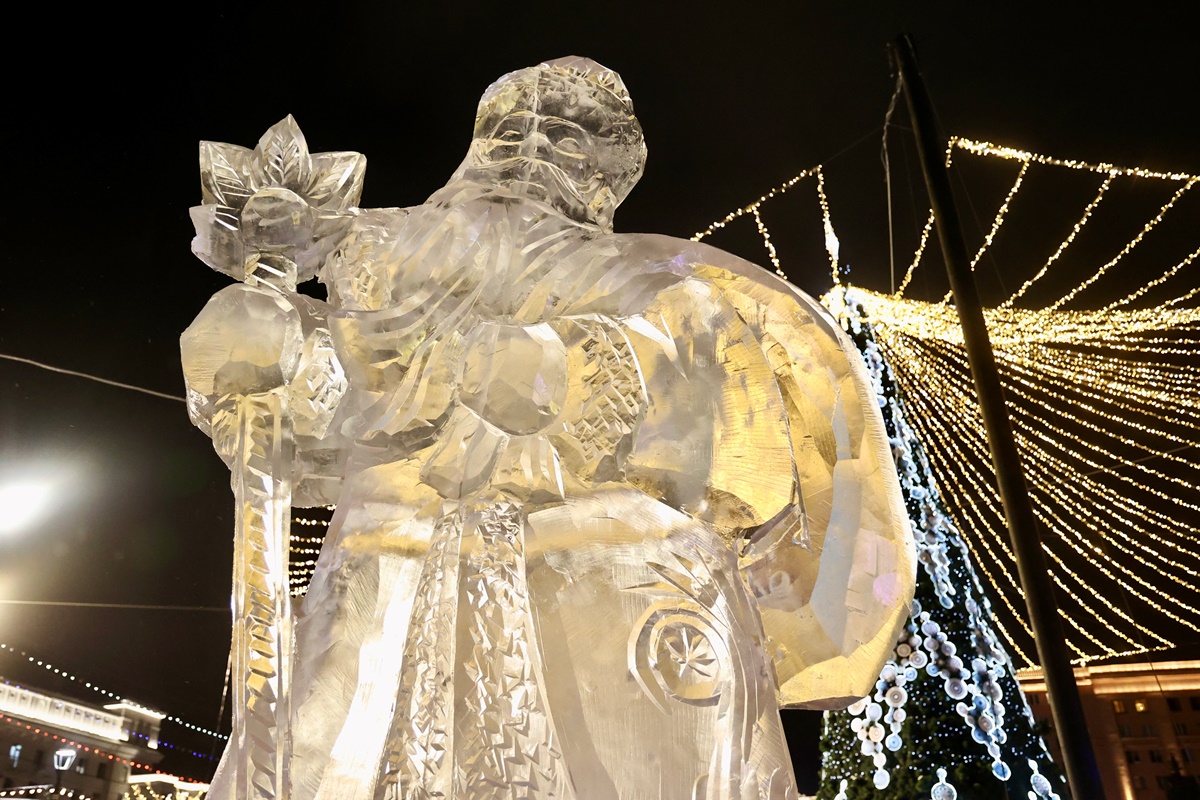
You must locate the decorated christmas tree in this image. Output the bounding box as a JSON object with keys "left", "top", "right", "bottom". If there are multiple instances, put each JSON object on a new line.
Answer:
{"left": 816, "top": 290, "right": 1065, "bottom": 800}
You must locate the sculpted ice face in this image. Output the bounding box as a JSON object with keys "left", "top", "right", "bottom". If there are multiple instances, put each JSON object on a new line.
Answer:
{"left": 461, "top": 57, "right": 646, "bottom": 230}
{"left": 182, "top": 57, "right": 916, "bottom": 800}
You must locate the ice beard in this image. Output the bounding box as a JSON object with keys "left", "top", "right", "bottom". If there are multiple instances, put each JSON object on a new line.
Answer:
{"left": 462, "top": 147, "right": 612, "bottom": 229}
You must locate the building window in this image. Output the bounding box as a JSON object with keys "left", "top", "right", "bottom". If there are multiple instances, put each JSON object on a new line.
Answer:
{"left": 1175, "top": 723, "right": 1188, "bottom": 735}
{"left": 7, "top": 744, "right": 19, "bottom": 768}
{"left": 1134, "top": 700, "right": 1148, "bottom": 713}
{"left": 1127, "top": 750, "right": 1141, "bottom": 764}
{"left": 74, "top": 758, "right": 87, "bottom": 774}
{"left": 97, "top": 763, "right": 109, "bottom": 781}
{"left": 1133, "top": 776, "right": 1146, "bottom": 790}
{"left": 1149, "top": 749, "right": 1164, "bottom": 763}
{"left": 1190, "top": 696, "right": 1200, "bottom": 711}
{"left": 34, "top": 749, "right": 45, "bottom": 767}
{"left": 1113, "top": 700, "right": 1127, "bottom": 714}
{"left": 1030, "top": 694, "right": 1040, "bottom": 705}
{"left": 1183, "top": 748, "right": 1194, "bottom": 764}
{"left": 1119, "top": 724, "right": 1132, "bottom": 737}
{"left": 1168, "top": 697, "right": 1182, "bottom": 712}
{"left": 1156, "top": 775, "right": 1172, "bottom": 789}
{"left": 1142, "top": 724, "right": 1156, "bottom": 736}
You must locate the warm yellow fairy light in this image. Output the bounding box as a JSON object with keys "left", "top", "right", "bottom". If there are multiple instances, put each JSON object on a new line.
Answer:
{"left": 1103, "top": 244, "right": 1200, "bottom": 311}
{"left": 896, "top": 139, "right": 957, "bottom": 298}
{"left": 691, "top": 166, "right": 820, "bottom": 243}
{"left": 896, "top": 210, "right": 935, "bottom": 297}
{"left": 953, "top": 138, "right": 1200, "bottom": 181}
{"left": 1002, "top": 174, "right": 1113, "bottom": 308}
{"left": 882, "top": 339, "right": 1184, "bottom": 655}
{"left": 898, "top": 377, "right": 1130, "bottom": 658}
{"left": 691, "top": 165, "right": 839, "bottom": 283}
{"left": 750, "top": 206, "right": 782, "bottom": 275}
{"left": 815, "top": 167, "right": 840, "bottom": 283}
{"left": 938, "top": 159, "right": 1030, "bottom": 303}
{"left": 1047, "top": 178, "right": 1197, "bottom": 311}
{"left": 862, "top": 299, "right": 1200, "bottom": 657}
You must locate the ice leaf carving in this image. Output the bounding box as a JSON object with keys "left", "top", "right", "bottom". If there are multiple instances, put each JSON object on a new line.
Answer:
{"left": 199, "top": 141, "right": 255, "bottom": 207}
{"left": 189, "top": 117, "right": 366, "bottom": 285}
{"left": 307, "top": 152, "right": 366, "bottom": 211}
{"left": 254, "top": 114, "right": 310, "bottom": 189}
{"left": 190, "top": 204, "right": 244, "bottom": 277}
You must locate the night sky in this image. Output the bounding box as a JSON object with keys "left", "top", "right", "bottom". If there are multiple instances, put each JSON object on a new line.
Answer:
{"left": 2, "top": 3, "right": 1198, "bottom": 790}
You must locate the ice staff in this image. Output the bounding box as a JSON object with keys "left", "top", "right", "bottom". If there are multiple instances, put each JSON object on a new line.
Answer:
{"left": 181, "top": 117, "right": 360, "bottom": 800}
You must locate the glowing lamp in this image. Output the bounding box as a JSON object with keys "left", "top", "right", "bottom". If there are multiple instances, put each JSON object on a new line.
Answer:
{"left": 0, "top": 481, "right": 53, "bottom": 536}
{"left": 53, "top": 748, "right": 77, "bottom": 772}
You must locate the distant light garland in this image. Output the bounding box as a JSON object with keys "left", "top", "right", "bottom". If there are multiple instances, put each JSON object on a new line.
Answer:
{"left": 1001, "top": 174, "right": 1113, "bottom": 308}
{"left": 288, "top": 515, "right": 331, "bottom": 597}
{"left": 0, "top": 644, "right": 227, "bottom": 740}
{"left": 0, "top": 712, "right": 205, "bottom": 784}
{"left": 124, "top": 784, "right": 206, "bottom": 800}
{"left": 1046, "top": 178, "right": 1197, "bottom": 312}
{"left": 896, "top": 210, "right": 935, "bottom": 297}
{"left": 0, "top": 789, "right": 90, "bottom": 800}
{"left": 892, "top": 139, "right": 955, "bottom": 298}
{"left": 691, "top": 165, "right": 821, "bottom": 245}
{"left": 124, "top": 728, "right": 215, "bottom": 762}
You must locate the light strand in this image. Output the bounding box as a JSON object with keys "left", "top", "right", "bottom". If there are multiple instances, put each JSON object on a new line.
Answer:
{"left": 939, "top": 159, "right": 1030, "bottom": 304}
{"left": 690, "top": 166, "right": 820, "bottom": 242}
{"left": 0, "top": 712, "right": 207, "bottom": 784}
{"left": 0, "top": 644, "right": 227, "bottom": 740}
{"left": 884, "top": 340, "right": 1178, "bottom": 653}
{"left": 952, "top": 138, "right": 1200, "bottom": 181}
{"left": 1046, "top": 178, "right": 1197, "bottom": 311}
{"left": 880, "top": 328, "right": 1198, "bottom": 638}
{"left": 1001, "top": 174, "right": 1113, "bottom": 308}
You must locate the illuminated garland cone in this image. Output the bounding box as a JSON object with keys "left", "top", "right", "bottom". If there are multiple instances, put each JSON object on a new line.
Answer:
{"left": 816, "top": 291, "right": 1063, "bottom": 800}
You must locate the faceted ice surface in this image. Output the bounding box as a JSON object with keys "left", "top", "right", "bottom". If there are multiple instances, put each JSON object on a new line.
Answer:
{"left": 184, "top": 57, "right": 914, "bottom": 800}
{"left": 181, "top": 284, "right": 302, "bottom": 398}
{"left": 459, "top": 322, "right": 567, "bottom": 434}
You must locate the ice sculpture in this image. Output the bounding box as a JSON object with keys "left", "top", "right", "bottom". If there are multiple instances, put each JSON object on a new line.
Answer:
{"left": 181, "top": 57, "right": 915, "bottom": 800}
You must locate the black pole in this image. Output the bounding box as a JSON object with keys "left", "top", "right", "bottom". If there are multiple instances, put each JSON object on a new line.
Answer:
{"left": 890, "top": 34, "right": 1106, "bottom": 800}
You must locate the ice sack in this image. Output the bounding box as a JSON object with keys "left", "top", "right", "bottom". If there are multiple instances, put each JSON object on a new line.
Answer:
{"left": 182, "top": 57, "right": 915, "bottom": 800}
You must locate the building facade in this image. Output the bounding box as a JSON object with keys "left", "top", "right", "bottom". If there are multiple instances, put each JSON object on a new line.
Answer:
{"left": 1017, "top": 660, "right": 1200, "bottom": 800}
{"left": 0, "top": 680, "right": 167, "bottom": 800}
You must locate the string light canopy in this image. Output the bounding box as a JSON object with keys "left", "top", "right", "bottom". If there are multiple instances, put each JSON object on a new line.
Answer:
{"left": 696, "top": 137, "right": 1200, "bottom": 667}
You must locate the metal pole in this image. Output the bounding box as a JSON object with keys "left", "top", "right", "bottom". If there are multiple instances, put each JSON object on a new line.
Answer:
{"left": 890, "top": 33, "right": 1106, "bottom": 800}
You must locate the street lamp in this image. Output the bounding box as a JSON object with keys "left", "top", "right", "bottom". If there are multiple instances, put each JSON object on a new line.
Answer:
{"left": 0, "top": 480, "right": 53, "bottom": 536}
{"left": 53, "top": 747, "right": 77, "bottom": 795}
